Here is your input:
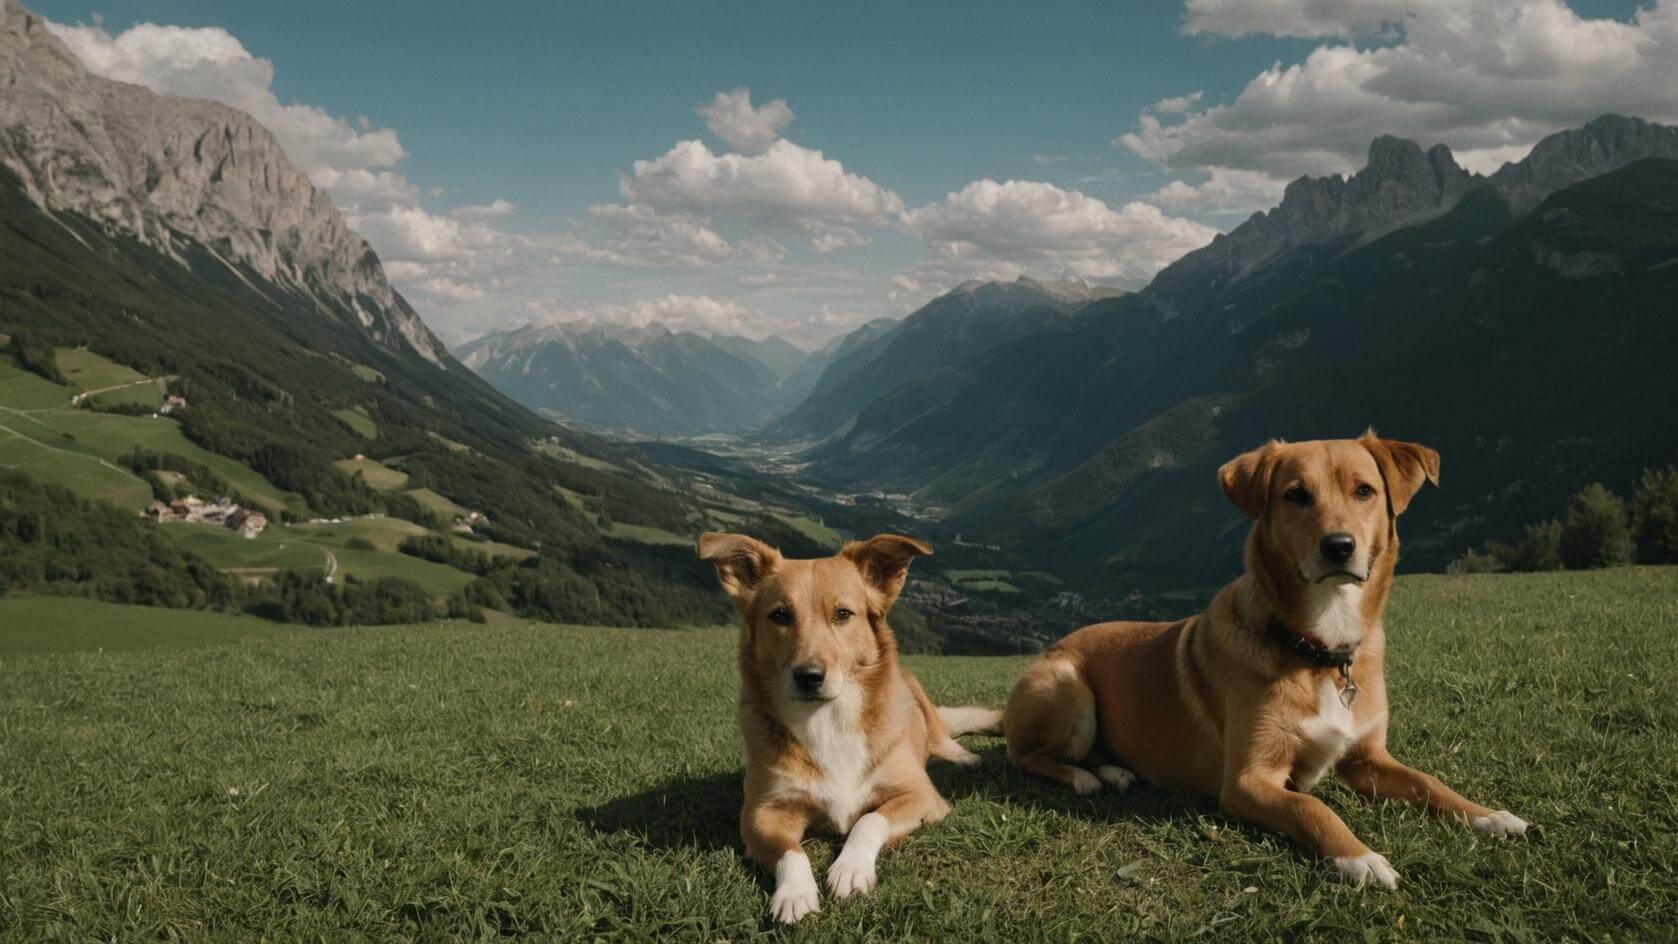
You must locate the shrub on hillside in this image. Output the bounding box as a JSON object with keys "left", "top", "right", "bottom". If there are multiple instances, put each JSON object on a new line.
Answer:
{"left": 1559, "top": 483, "right": 1635, "bottom": 570}
{"left": 1630, "top": 466, "right": 1678, "bottom": 564}
{"left": 8, "top": 332, "right": 66, "bottom": 384}
{"left": 1447, "top": 548, "right": 1505, "bottom": 574}
{"left": 0, "top": 468, "right": 235, "bottom": 607}
{"left": 1489, "top": 520, "right": 1563, "bottom": 572}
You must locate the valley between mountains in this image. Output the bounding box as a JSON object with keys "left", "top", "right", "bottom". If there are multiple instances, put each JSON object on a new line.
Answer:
{"left": 3, "top": 0, "right": 1676, "bottom": 654}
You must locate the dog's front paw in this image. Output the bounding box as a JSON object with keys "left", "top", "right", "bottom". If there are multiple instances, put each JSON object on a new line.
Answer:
{"left": 771, "top": 853, "right": 821, "bottom": 923}
{"left": 1471, "top": 810, "right": 1529, "bottom": 838}
{"left": 1095, "top": 765, "right": 1136, "bottom": 790}
{"left": 1069, "top": 767, "right": 1102, "bottom": 794}
{"left": 825, "top": 853, "right": 878, "bottom": 900}
{"left": 1333, "top": 851, "right": 1399, "bottom": 890}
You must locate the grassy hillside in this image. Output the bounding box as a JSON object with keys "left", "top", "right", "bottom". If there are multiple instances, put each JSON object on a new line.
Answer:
{"left": 2, "top": 567, "right": 1673, "bottom": 941}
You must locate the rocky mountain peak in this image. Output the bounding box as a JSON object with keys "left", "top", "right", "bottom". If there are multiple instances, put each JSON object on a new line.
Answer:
{"left": 0, "top": 0, "right": 448, "bottom": 364}
{"left": 1146, "top": 115, "right": 1677, "bottom": 313}
{"left": 1490, "top": 114, "right": 1678, "bottom": 213}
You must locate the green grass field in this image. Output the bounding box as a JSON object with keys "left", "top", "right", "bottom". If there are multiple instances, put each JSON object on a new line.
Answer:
{"left": 165, "top": 523, "right": 332, "bottom": 575}
{"left": 332, "top": 406, "right": 379, "bottom": 440}
{"left": 0, "top": 358, "right": 306, "bottom": 516}
{"left": 774, "top": 512, "right": 841, "bottom": 549}
{"left": 333, "top": 456, "right": 410, "bottom": 490}
{"left": 283, "top": 518, "right": 477, "bottom": 592}
{"left": 55, "top": 346, "right": 148, "bottom": 391}
{"left": 407, "top": 486, "right": 469, "bottom": 520}
{"left": 1, "top": 567, "right": 1674, "bottom": 941}
{"left": 604, "top": 520, "right": 694, "bottom": 546}
{"left": 166, "top": 518, "right": 479, "bottom": 593}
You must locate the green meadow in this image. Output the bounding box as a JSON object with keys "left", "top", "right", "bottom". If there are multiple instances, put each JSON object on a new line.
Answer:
{"left": 2, "top": 567, "right": 1674, "bottom": 941}
{"left": 0, "top": 353, "right": 305, "bottom": 516}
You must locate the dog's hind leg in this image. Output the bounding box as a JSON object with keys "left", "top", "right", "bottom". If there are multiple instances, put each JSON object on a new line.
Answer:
{"left": 903, "top": 668, "right": 989, "bottom": 767}
{"left": 1003, "top": 656, "right": 1104, "bottom": 794}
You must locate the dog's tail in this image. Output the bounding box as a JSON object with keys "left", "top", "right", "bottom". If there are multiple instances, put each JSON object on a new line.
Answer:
{"left": 937, "top": 705, "right": 1003, "bottom": 737}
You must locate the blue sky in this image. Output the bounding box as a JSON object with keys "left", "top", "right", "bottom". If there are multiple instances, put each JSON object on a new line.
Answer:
{"left": 31, "top": 0, "right": 1668, "bottom": 346}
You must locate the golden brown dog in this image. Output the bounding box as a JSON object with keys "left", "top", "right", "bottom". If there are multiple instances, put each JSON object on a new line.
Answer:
{"left": 1003, "top": 433, "right": 1529, "bottom": 889}
{"left": 698, "top": 532, "right": 1000, "bottom": 923}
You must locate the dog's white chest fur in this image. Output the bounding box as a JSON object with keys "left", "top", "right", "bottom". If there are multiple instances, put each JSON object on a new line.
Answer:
{"left": 1293, "top": 679, "right": 1374, "bottom": 790}
{"left": 1304, "top": 583, "right": 1366, "bottom": 651}
{"left": 784, "top": 687, "right": 875, "bottom": 832}
{"left": 1286, "top": 582, "right": 1380, "bottom": 790}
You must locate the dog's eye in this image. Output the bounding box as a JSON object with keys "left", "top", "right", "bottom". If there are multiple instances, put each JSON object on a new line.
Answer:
{"left": 1283, "top": 486, "right": 1313, "bottom": 506}
{"left": 768, "top": 607, "right": 793, "bottom": 626}
{"left": 834, "top": 607, "right": 853, "bottom": 622}
{"left": 1354, "top": 483, "right": 1377, "bottom": 500}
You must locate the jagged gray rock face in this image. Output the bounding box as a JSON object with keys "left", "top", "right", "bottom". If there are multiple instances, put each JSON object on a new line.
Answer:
{"left": 0, "top": 0, "right": 447, "bottom": 364}
{"left": 1149, "top": 136, "right": 1477, "bottom": 303}
{"left": 1148, "top": 114, "right": 1678, "bottom": 309}
{"left": 1490, "top": 114, "right": 1678, "bottom": 213}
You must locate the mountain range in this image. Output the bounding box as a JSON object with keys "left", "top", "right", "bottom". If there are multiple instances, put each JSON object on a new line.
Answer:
{"left": 454, "top": 321, "right": 838, "bottom": 438}
{"left": 789, "top": 115, "right": 1678, "bottom": 594}
{"left": 444, "top": 111, "right": 1678, "bottom": 601}
{"left": 0, "top": 0, "right": 860, "bottom": 631}
{"left": 6, "top": 0, "right": 1676, "bottom": 637}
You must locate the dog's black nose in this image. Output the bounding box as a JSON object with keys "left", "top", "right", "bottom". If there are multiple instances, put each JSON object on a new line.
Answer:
{"left": 1320, "top": 532, "right": 1357, "bottom": 563}
{"left": 791, "top": 665, "right": 826, "bottom": 695}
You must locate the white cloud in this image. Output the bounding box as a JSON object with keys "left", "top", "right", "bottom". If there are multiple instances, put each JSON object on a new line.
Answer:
{"left": 697, "top": 87, "right": 794, "bottom": 155}
{"left": 1128, "top": 0, "right": 1678, "bottom": 182}
{"left": 451, "top": 198, "right": 518, "bottom": 220}
{"left": 586, "top": 203, "right": 738, "bottom": 266}
{"left": 1151, "top": 90, "right": 1204, "bottom": 114}
{"left": 530, "top": 294, "right": 761, "bottom": 338}
{"left": 48, "top": 21, "right": 411, "bottom": 209}
{"left": 1149, "top": 166, "right": 1287, "bottom": 212}
{"left": 899, "top": 179, "right": 1217, "bottom": 284}
{"left": 44, "top": 16, "right": 549, "bottom": 326}
{"left": 1182, "top": 0, "right": 1412, "bottom": 38}
{"left": 619, "top": 139, "right": 904, "bottom": 251}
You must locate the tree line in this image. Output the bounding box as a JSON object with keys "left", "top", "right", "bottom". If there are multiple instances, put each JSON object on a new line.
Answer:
{"left": 1451, "top": 464, "right": 1678, "bottom": 573}
{"left": 0, "top": 468, "right": 474, "bottom": 625}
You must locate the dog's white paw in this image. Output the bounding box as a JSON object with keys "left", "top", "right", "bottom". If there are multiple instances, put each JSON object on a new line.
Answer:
{"left": 1069, "top": 767, "right": 1102, "bottom": 795}
{"left": 771, "top": 852, "right": 821, "bottom": 923}
{"left": 1471, "top": 810, "right": 1529, "bottom": 837}
{"left": 1095, "top": 765, "right": 1136, "bottom": 789}
{"left": 1333, "top": 851, "right": 1400, "bottom": 890}
{"left": 825, "top": 853, "right": 878, "bottom": 900}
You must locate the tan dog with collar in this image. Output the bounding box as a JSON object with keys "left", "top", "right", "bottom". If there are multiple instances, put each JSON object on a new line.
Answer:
{"left": 699, "top": 532, "right": 1000, "bottom": 923}
{"left": 1003, "top": 433, "right": 1529, "bottom": 888}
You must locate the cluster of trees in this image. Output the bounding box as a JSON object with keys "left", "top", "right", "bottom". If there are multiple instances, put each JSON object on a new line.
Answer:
{"left": 242, "top": 570, "right": 482, "bottom": 626}
{"left": 1452, "top": 465, "right": 1678, "bottom": 573}
{"left": 463, "top": 548, "right": 727, "bottom": 628}
{"left": 0, "top": 467, "right": 481, "bottom": 625}
{"left": 397, "top": 533, "right": 497, "bottom": 575}
{"left": 120, "top": 447, "right": 269, "bottom": 515}
{"left": 0, "top": 469, "right": 236, "bottom": 608}
{"left": 7, "top": 330, "right": 65, "bottom": 383}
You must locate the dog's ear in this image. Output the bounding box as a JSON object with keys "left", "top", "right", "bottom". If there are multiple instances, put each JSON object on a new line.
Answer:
{"left": 1359, "top": 430, "right": 1440, "bottom": 515}
{"left": 696, "top": 532, "right": 780, "bottom": 605}
{"left": 843, "top": 533, "right": 932, "bottom": 608}
{"left": 1218, "top": 441, "right": 1282, "bottom": 519}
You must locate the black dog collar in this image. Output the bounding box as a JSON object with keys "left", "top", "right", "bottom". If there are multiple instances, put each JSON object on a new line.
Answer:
{"left": 1267, "top": 615, "right": 1359, "bottom": 705}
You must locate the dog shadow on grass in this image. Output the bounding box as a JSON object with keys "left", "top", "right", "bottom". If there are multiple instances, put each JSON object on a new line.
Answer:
{"left": 575, "top": 740, "right": 1228, "bottom": 859}
{"left": 574, "top": 769, "right": 745, "bottom": 855}
{"left": 933, "top": 740, "right": 1223, "bottom": 828}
